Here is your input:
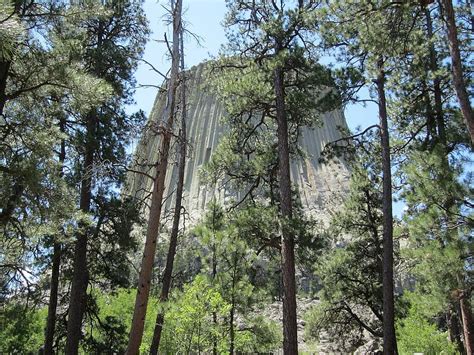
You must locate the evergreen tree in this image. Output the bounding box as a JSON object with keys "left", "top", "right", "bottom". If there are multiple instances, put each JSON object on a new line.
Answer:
{"left": 306, "top": 154, "right": 385, "bottom": 350}
{"left": 217, "top": 1, "right": 337, "bottom": 350}
{"left": 316, "top": 2, "right": 429, "bottom": 351}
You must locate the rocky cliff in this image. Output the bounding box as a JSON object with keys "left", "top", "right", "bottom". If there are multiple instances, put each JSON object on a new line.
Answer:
{"left": 127, "top": 62, "right": 350, "bottom": 226}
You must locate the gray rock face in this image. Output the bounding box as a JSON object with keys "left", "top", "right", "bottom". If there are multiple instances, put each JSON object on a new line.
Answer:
{"left": 127, "top": 62, "right": 350, "bottom": 225}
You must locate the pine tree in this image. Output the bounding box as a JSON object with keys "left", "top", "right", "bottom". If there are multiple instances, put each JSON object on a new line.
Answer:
{"left": 306, "top": 155, "right": 385, "bottom": 350}
{"left": 127, "top": 1, "right": 182, "bottom": 353}
{"left": 218, "top": 2, "right": 337, "bottom": 351}
{"left": 61, "top": 1, "right": 148, "bottom": 352}
{"left": 316, "top": 2, "right": 431, "bottom": 351}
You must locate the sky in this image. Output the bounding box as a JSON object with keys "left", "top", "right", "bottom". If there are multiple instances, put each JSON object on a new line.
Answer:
{"left": 133, "top": 0, "right": 379, "bottom": 131}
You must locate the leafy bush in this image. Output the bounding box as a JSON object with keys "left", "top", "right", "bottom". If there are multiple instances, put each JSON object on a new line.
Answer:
{"left": 396, "top": 292, "right": 458, "bottom": 355}
{"left": 0, "top": 304, "right": 46, "bottom": 354}
{"left": 235, "top": 315, "right": 281, "bottom": 353}
{"left": 85, "top": 288, "right": 158, "bottom": 354}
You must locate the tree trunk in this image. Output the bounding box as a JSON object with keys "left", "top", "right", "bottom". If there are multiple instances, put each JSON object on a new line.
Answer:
{"left": 376, "top": 59, "right": 398, "bottom": 355}
{"left": 210, "top": 203, "right": 218, "bottom": 355}
{"left": 212, "top": 244, "right": 218, "bottom": 355}
{"left": 459, "top": 291, "right": 474, "bottom": 355}
{"left": 274, "top": 60, "right": 298, "bottom": 354}
{"left": 149, "top": 31, "right": 187, "bottom": 355}
{"left": 65, "top": 112, "right": 96, "bottom": 354}
{"left": 44, "top": 118, "right": 66, "bottom": 354}
{"left": 425, "top": 8, "right": 446, "bottom": 145}
{"left": 0, "top": 60, "right": 11, "bottom": 116}
{"left": 229, "top": 262, "right": 237, "bottom": 355}
{"left": 447, "top": 303, "right": 464, "bottom": 352}
{"left": 229, "top": 299, "right": 235, "bottom": 355}
{"left": 0, "top": 1, "right": 22, "bottom": 116}
{"left": 0, "top": 179, "right": 24, "bottom": 226}
{"left": 440, "top": 0, "right": 474, "bottom": 145}
{"left": 126, "top": 1, "right": 182, "bottom": 353}
{"left": 426, "top": 13, "right": 472, "bottom": 354}
{"left": 44, "top": 243, "right": 61, "bottom": 355}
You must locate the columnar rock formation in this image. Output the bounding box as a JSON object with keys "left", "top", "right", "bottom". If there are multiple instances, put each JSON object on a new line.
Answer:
{"left": 127, "top": 63, "right": 350, "bottom": 225}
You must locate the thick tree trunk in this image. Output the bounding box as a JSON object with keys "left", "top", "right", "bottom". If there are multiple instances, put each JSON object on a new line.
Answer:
{"left": 274, "top": 61, "right": 298, "bottom": 354}
{"left": 126, "top": 1, "right": 182, "bottom": 353}
{"left": 440, "top": 0, "right": 474, "bottom": 145}
{"left": 459, "top": 291, "right": 474, "bottom": 355}
{"left": 447, "top": 303, "right": 464, "bottom": 352}
{"left": 426, "top": 13, "right": 471, "bottom": 353}
{"left": 65, "top": 113, "right": 95, "bottom": 354}
{"left": 0, "top": 180, "right": 24, "bottom": 226}
{"left": 149, "top": 34, "right": 187, "bottom": 354}
{"left": 376, "top": 59, "right": 398, "bottom": 355}
{"left": 126, "top": 100, "right": 174, "bottom": 355}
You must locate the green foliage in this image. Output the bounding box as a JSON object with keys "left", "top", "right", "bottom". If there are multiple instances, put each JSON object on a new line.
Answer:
{"left": 0, "top": 304, "right": 46, "bottom": 354}
{"left": 84, "top": 288, "right": 158, "bottom": 354}
{"left": 306, "top": 156, "right": 386, "bottom": 350}
{"left": 0, "top": 3, "right": 24, "bottom": 61}
{"left": 396, "top": 292, "right": 458, "bottom": 355}
{"left": 159, "top": 275, "right": 281, "bottom": 354}
{"left": 159, "top": 275, "right": 231, "bottom": 353}
{"left": 235, "top": 315, "right": 282, "bottom": 353}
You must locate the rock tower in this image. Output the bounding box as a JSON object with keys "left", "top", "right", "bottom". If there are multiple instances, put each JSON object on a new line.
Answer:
{"left": 127, "top": 63, "right": 350, "bottom": 225}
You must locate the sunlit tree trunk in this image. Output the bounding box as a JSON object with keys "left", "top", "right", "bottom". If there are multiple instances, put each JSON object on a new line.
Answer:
{"left": 149, "top": 30, "right": 187, "bottom": 354}
{"left": 459, "top": 290, "right": 474, "bottom": 355}
{"left": 375, "top": 58, "right": 398, "bottom": 355}
{"left": 440, "top": 0, "right": 474, "bottom": 145}
{"left": 126, "top": 1, "right": 182, "bottom": 353}
{"left": 274, "top": 52, "right": 298, "bottom": 354}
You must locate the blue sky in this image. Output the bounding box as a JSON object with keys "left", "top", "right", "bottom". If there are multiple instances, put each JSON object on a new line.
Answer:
{"left": 133, "top": 0, "right": 379, "bottom": 132}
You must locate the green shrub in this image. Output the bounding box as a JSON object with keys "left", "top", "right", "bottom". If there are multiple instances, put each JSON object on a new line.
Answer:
{"left": 0, "top": 304, "right": 46, "bottom": 354}
{"left": 396, "top": 292, "right": 458, "bottom": 355}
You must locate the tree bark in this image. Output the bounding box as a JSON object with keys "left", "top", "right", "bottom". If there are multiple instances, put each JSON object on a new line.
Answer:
{"left": 459, "top": 291, "right": 474, "bottom": 355}
{"left": 376, "top": 59, "right": 398, "bottom": 355}
{"left": 229, "top": 294, "right": 235, "bottom": 355}
{"left": 274, "top": 60, "right": 298, "bottom": 354}
{"left": 0, "top": 60, "right": 11, "bottom": 117}
{"left": 447, "top": 303, "right": 464, "bottom": 352}
{"left": 0, "top": 179, "right": 24, "bottom": 226}
{"left": 426, "top": 13, "right": 472, "bottom": 353}
{"left": 229, "top": 261, "right": 237, "bottom": 355}
{"left": 126, "top": 1, "right": 182, "bottom": 353}
{"left": 425, "top": 8, "right": 446, "bottom": 145}
{"left": 44, "top": 243, "right": 61, "bottom": 355}
{"left": 65, "top": 112, "right": 96, "bottom": 354}
{"left": 44, "top": 117, "right": 66, "bottom": 354}
{"left": 149, "top": 31, "right": 187, "bottom": 355}
{"left": 440, "top": 0, "right": 474, "bottom": 145}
